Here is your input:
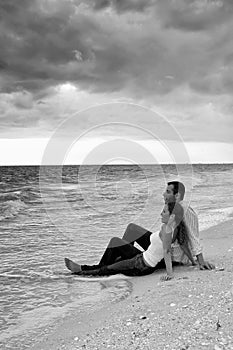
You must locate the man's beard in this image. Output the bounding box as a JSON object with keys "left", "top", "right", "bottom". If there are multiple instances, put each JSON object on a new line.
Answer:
{"left": 165, "top": 195, "right": 176, "bottom": 204}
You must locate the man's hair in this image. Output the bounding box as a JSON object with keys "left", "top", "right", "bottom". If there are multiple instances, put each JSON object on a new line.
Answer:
{"left": 167, "top": 181, "right": 185, "bottom": 201}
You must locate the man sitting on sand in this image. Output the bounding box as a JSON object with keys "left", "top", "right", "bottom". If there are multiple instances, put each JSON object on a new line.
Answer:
{"left": 65, "top": 181, "right": 214, "bottom": 275}
{"left": 65, "top": 201, "right": 196, "bottom": 278}
{"left": 121, "top": 181, "right": 214, "bottom": 270}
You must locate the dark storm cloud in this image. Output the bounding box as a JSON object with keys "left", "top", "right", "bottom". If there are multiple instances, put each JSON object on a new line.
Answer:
{"left": 157, "top": 0, "right": 233, "bottom": 32}
{"left": 89, "top": 0, "right": 153, "bottom": 13}
{"left": 0, "top": 0, "right": 232, "bottom": 97}
{"left": 0, "top": 0, "right": 100, "bottom": 92}
{"left": 0, "top": 0, "right": 233, "bottom": 130}
{"left": 0, "top": 0, "right": 156, "bottom": 96}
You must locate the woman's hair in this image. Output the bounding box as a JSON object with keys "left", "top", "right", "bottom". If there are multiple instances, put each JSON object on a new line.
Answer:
{"left": 167, "top": 202, "right": 189, "bottom": 245}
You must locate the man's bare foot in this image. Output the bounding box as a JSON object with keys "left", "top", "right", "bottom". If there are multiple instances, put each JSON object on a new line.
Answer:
{"left": 65, "top": 258, "right": 82, "bottom": 273}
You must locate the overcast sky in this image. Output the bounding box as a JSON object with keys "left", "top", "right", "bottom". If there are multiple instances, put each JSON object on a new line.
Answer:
{"left": 0, "top": 0, "right": 233, "bottom": 164}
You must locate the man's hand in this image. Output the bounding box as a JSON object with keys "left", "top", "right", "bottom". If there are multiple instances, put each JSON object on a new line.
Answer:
{"left": 196, "top": 253, "right": 215, "bottom": 270}
{"left": 160, "top": 274, "right": 174, "bottom": 281}
{"left": 198, "top": 261, "right": 215, "bottom": 270}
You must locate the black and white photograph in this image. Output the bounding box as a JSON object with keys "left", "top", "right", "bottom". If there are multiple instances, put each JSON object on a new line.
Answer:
{"left": 1, "top": 1, "right": 233, "bottom": 349}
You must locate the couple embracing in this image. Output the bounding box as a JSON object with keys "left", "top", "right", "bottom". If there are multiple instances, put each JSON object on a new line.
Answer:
{"left": 65, "top": 181, "right": 214, "bottom": 280}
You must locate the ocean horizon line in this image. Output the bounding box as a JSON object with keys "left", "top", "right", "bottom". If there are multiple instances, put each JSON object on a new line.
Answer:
{"left": 0, "top": 162, "right": 233, "bottom": 167}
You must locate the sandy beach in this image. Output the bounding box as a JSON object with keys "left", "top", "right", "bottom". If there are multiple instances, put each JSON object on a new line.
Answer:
{"left": 31, "top": 219, "right": 233, "bottom": 350}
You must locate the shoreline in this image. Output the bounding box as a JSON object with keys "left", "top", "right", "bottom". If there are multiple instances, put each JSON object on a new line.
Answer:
{"left": 30, "top": 218, "right": 233, "bottom": 350}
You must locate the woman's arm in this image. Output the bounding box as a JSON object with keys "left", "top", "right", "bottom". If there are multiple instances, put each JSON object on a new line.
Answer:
{"left": 161, "top": 226, "right": 174, "bottom": 280}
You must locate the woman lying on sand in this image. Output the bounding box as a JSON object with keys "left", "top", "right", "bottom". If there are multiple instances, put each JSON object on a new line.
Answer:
{"left": 65, "top": 202, "right": 196, "bottom": 280}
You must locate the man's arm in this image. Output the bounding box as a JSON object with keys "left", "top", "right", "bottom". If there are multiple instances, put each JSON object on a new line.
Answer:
{"left": 183, "top": 206, "right": 215, "bottom": 270}
{"left": 180, "top": 242, "right": 197, "bottom": 266}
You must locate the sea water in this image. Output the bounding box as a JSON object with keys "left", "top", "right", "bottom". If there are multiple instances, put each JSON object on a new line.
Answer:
{"left": 1, "top": 164, "right": 233, "bottom": 349}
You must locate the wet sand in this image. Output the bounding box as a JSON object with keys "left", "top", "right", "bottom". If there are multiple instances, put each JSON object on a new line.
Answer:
{"left": 31, "top": 219, "right": 233, "bottom": 350}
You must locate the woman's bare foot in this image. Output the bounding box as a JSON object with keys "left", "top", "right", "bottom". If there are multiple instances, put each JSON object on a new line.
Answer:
{"left": 65, "top": 258, "right": 82, "bottom": 273}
